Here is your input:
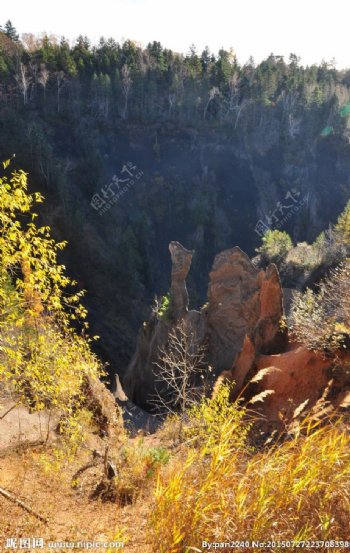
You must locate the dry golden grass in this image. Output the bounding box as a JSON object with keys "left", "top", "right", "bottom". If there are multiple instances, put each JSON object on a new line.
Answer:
{"left": 2, "top": 384, "right": 350, "bottom": 553}
{"left": 149, "top": 388, "right": 350, "bottom": 553}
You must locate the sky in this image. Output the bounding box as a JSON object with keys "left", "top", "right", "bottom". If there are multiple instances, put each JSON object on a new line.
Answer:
{"left": 3, "top": 0, "right": 350, "bottom": 68}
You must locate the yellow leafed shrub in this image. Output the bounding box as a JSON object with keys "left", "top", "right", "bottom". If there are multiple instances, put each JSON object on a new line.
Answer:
{"left": 0, "top": 162, "right": 102, "bottom": 456}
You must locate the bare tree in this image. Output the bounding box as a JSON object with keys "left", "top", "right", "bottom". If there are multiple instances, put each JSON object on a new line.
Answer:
{"left": 21, "top": 33, "right": 40, "bottom": 52}
{"left": 15, "top": 63, "right": 31, "bottom": 105}
{"left": 168, "top": 92, "right": 176, "bottom": 116}
{"left": 38, "top": 64, "right": 50, "bottom": 105}
{"left": 93, "top": 75, "right": 111, "bottom": 120}
{"left": 226, "top": 74, "right": 239, "bottom": 116}
{"left": 121, "top": 64, "right": 132, "bottom": 120}
{"left": 55, "top": 70, "right": 65, "bottom": 113}
{"left": 152, "top": 321, "right": 208, "bottom": 435}
{"left": 234, "top": 98, "right": 251, "bottom": 129}
{"left": 203, "top": 86, "right": 220, "bottom": 120}
{"left": 28, "top": 62, "right": 40, "bottom": 102}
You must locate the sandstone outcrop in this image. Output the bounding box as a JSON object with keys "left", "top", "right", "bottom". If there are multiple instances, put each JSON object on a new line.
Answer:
{"left": 123, "top": 241, "right": 350, "bottom": 427}
{"left": 169, "top": 241, "right": 193, "bottom": 318}
{"left": 82, "top": 375, "right": 122, "bottom": 438}
{"left": 251, "top": 345, "right": 330, "bottom": 422}
{"left": 205, "top": 247, "right": 260, "bottom": 370}
{"left": 123, "top": 242, "right": 286, "bottom": 409}
{"left": 123, "top": 312, "right": 169, "bottom": 409}
{"left": 234, "top": 345, "right": 350, "bottom": 431}
{"left": 205, "top": 247, "right": 286, "bottom": 372}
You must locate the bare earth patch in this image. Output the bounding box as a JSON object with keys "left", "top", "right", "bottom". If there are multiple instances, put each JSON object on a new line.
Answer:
{"left": 0, "top": 447, "right": 152, "bottom": 552}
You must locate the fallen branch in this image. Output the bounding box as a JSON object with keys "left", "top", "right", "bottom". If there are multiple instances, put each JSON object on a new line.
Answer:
{"left": 0, "top": 403, "right": 18, "bottom": 420}
{"left": 71, "top": 448, "right": 117, "bottom": 488}
{"left": 71, "top": 458, "right": 100, "bottom": 487}
{"left": 0, "top": 439, "right": 45, "bottom": 459}
{"left": 0, "top": 486, "right": 48, "bottom": 523}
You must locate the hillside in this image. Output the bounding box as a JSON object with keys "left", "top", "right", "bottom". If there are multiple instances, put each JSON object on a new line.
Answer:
{"left": 3, "top": 20, "right": 350, "bottom": 552}
{"left": 1, "top": 165, "right": 350, "bottom": 550}
{"left": 2, "top": 28, "right": 350, "bottom": 377}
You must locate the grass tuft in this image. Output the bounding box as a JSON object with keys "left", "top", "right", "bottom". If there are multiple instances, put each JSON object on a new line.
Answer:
{"left": 149, "top": 385, "right": 350, "bottom": 552}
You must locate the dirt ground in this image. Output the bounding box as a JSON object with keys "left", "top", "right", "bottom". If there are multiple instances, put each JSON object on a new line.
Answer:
{"left": 0, "top": 396, "right": 154, "bottom": 553}
{"left": 0, "top": 447, "right": 153, "bottom": 553}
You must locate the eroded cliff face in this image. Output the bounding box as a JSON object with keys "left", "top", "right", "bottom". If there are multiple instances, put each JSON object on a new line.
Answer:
{"left": 169, "top": 242, "right": 194, "bottom": 318}
{"left": 123, "top": 241, "right": 350, "bottom": 426}
{"left": 123, "top": 242, "right": 203, "bottom": 408}
{"left": 123, "top": 241, "right": 287, "bottom": 409}
{"left": 6, "top": 96, "right": 350, "bottom": 386}
{"left": 17, "top": 122, "right": 350, "bottom": 381}
{"left": 205, "top": 248, "right": 287, "bottom": 371}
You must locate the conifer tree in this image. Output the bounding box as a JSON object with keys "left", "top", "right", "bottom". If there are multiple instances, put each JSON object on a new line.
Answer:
{"left": 4, "top": 20, "right": 19, "bottom": 42}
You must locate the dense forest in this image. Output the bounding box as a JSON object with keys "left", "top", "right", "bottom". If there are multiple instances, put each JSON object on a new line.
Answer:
{"left": 2, "top": 20, "right": 350, "bottom": 375}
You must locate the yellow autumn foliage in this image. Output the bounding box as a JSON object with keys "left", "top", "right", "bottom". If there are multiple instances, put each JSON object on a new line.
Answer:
{"left": 0, "top": 162, "right": 101, "bottom": 433}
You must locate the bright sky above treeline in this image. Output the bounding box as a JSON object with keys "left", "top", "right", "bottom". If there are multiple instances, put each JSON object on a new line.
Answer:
{"left": 3, "top": 0, "right": 350, "bottom": 68}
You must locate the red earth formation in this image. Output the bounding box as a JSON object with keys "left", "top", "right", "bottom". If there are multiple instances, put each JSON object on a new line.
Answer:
{"left": 124, "top": 242, "right": 350, "bottom": 423}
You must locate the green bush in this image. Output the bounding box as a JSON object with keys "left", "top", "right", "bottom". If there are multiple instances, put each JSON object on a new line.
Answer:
{"left": 335, "top": 199, "right": 350, "bottom": 244}
{"left": 156, "top": 292, "right": 173, "bottom": 321}
{"left": 289, "top": 260, "right": 350, "bottom": 351}
{"left": 257, "top": 229, "right": 293, "bottom": 260}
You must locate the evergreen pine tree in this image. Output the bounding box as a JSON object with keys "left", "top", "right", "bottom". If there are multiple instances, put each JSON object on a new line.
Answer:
{"left": 4, "top": 20, "right": 19, "bottom": 42}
